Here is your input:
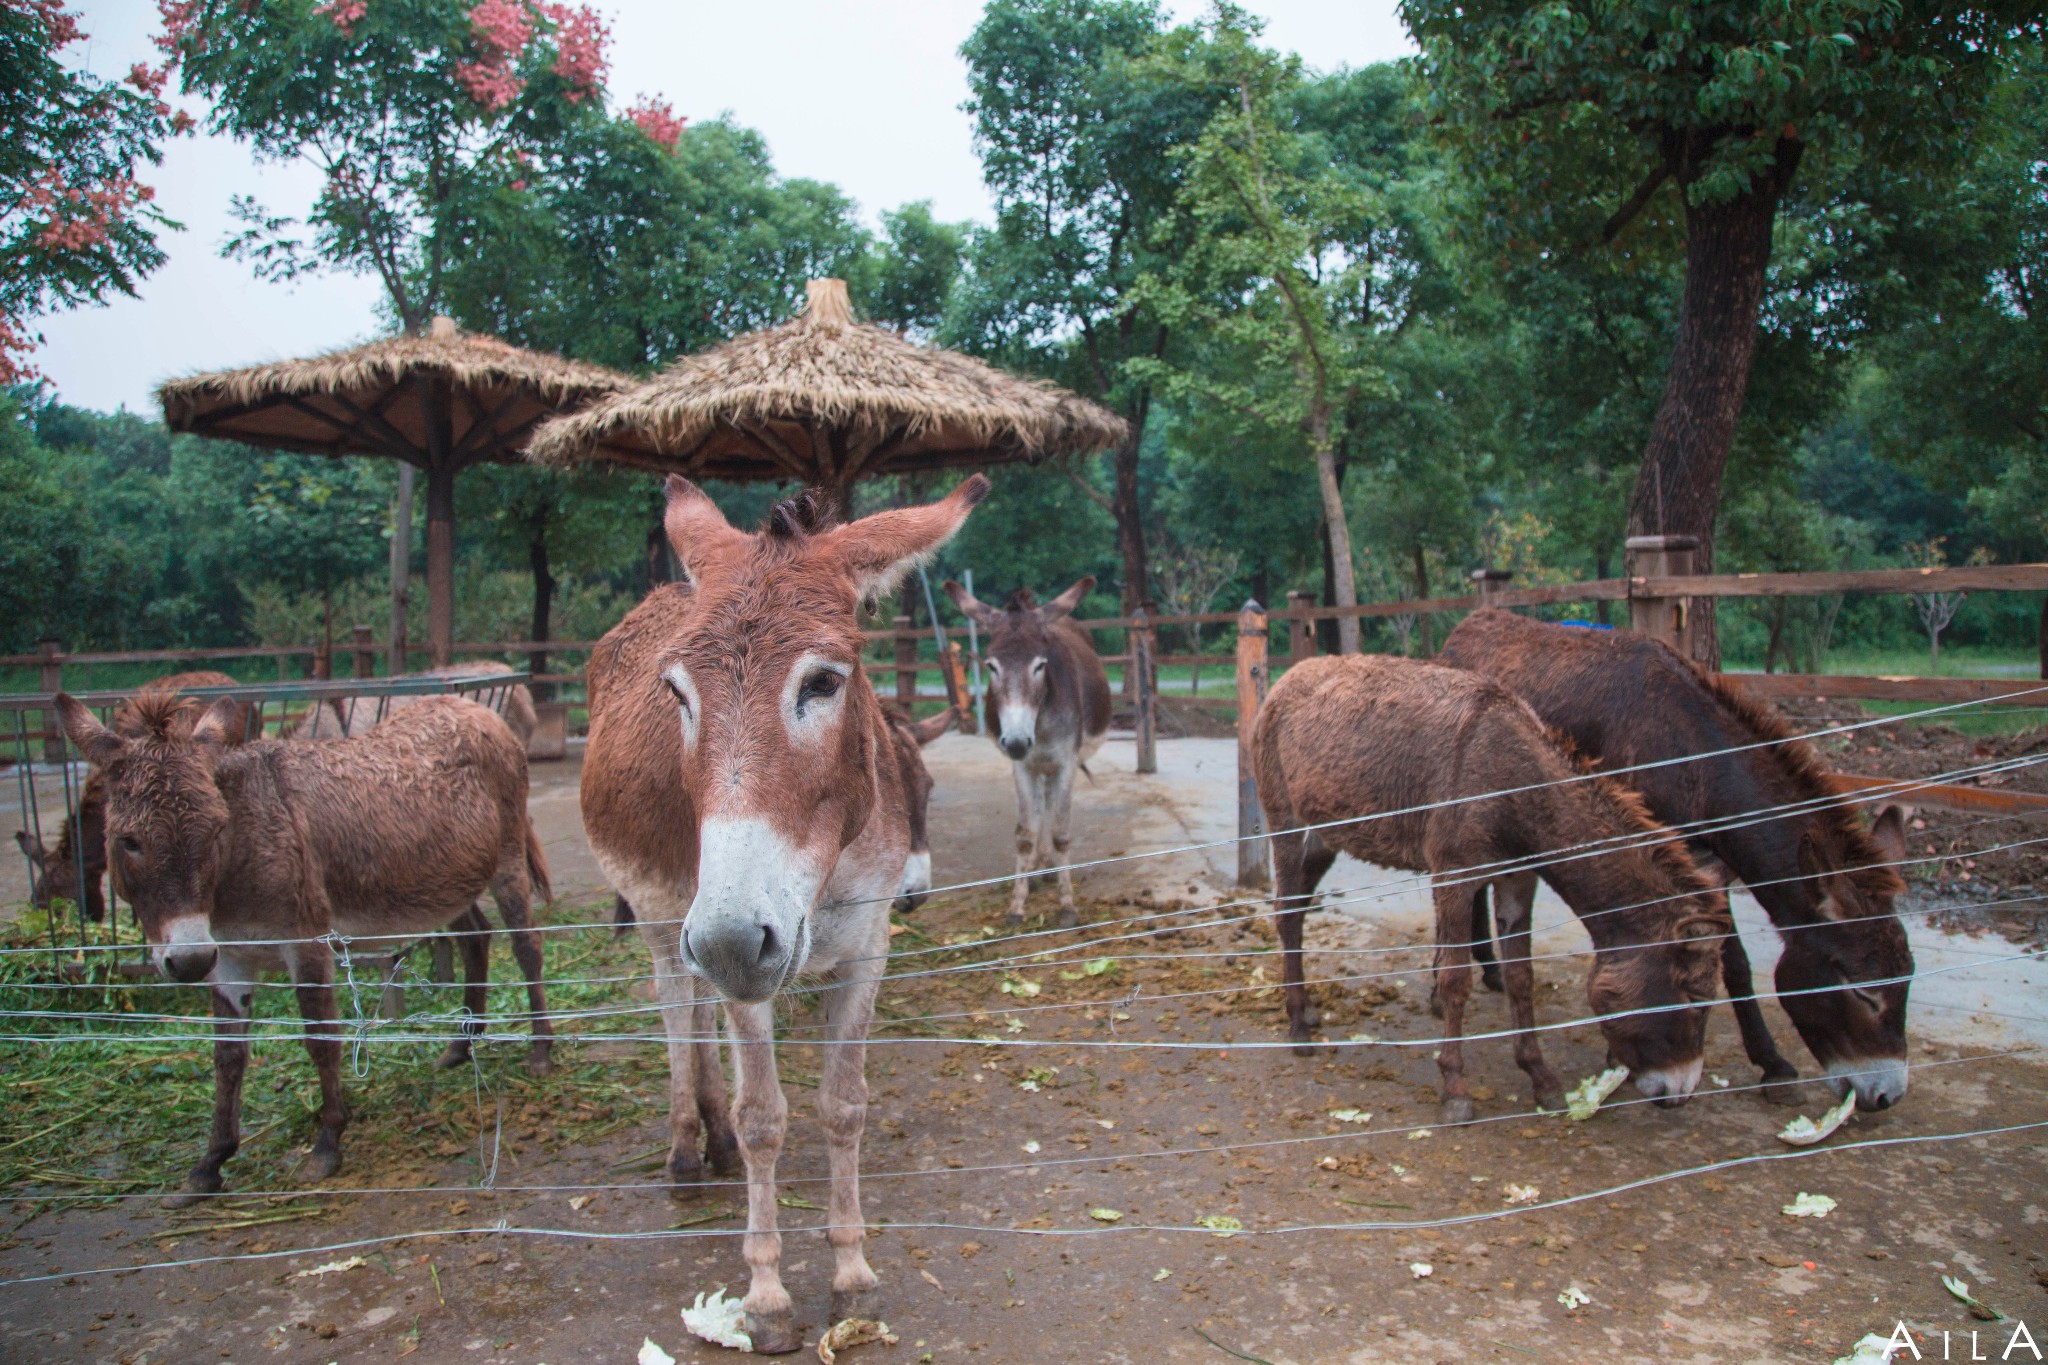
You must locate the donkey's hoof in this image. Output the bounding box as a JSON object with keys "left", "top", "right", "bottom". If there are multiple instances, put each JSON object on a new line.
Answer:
{"left": 1056, "top": 906, "right": 1078, "bottom": 929}
{"left": 1300, "top": 1003, "right": 1323, "bottom": 1029}
{"left": 1533, "top": 1085, "right": 1567, "bottom": 1114}
{"left": 1439, "top": 1096, "right": 1476, "bottom": 1127}
{"left": 1426, "top": 990, "right": 1445, "bottom": 1021}
{"left": 1289, "top": 1040, "right": 1318, "bottom": 1059}
{"left": 1759, "top": 1070, "right": 1808, "bottom": 1107}
{"left": 298, "top": 1144, "right": 343, "bottom": 1183}
{"left": 706, "top": 1128, "right": 742, "bottom": 1178}
{"left": 1479, "top": 968, "right": 1504, "bottom": 994}
{"left": 434, "top": 1042, "right": 473, "bottom": 1070}
{"left": 830, "top": 1285, "right": 882, "bottom": 1322}
{"left": 164, "top": 1175, "right": 223, "bottom": 1209}
{"left": 743, "top": 1310, "right": 801, "bottom": 1355}
{"left": 525, "top": 1043, "right": 554, "bottom": 1077}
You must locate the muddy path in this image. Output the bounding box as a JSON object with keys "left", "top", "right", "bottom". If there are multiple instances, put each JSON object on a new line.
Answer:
{"left": 3, "top": 737, "right": 2046, "bottom": 1364}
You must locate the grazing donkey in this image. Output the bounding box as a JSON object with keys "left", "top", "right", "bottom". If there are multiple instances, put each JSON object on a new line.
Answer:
{"left": 294, "top": 660, "right": 539, "bottom": 745}
{"left": 17, "top": 671, "right": 245, "bottom": 923}
{"left": 1441, "top": 608, "right": 1914, "bottom": 1109}
{"left": 940, "top": 576, "right": 1111, "bottom": 927}
{"left": 55, "top": 692, "right": 554, "bottom": 1201}
{"left": 1252, "top": 655, "right": 1730, "bottom": 1125}
{"left": 582, "top": 476, "right": 987, "bottom": 1354}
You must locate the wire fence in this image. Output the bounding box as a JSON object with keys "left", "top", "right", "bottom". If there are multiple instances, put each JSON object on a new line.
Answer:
{"left": 2, "top": 674, "right": 2044, "bottom": 1299}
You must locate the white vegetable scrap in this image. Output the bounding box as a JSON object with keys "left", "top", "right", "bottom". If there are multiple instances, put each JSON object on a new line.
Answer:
{"left": 1557, "top": 1286, "right": 1591, "bottom": 1310}
{"left": 292, "top": 1255, "right": 366, "bottom": 1278}
{"left": 1941, "top": 1274, "right": 2006, "bottom": 1322}
{"left": 1328, "top": 1109, "right": 1371, "bottom": 1124}
{"left": 1778, "top": 1092, "right": 1857, "bottom": 1147}
{"left": 1410, "top": 1262, "right": 1433, "bottom": 1279}
{"left": 681, "top": 1287, "right": 753, "bottom": 1351}
{"left": 1781, "top": 1192, "right": 1838, "bottom": 1219}
{"left": 1565, "top": 1066, "right": 1629, "bottom": 1121}
{"left": 1195, "top": 1215, "right": 1243, "bottom": 1238}
{"left": 1020, "top": 1140, "right": 1041, "bottom": 1154}
{"left": 639, "top": 1339, "right": 679, "bottom": 1365}
{"left": 816, "top": 1317, "right": 897, "bottom": 1363}
{"left": 1503, "top": 1184, "right": 1539, "bottom": 1205}
{"left": 1834, "top": 1333, "right": 1908, "bottom": 1365}
{"left": 1089, "top": 1208, "right": 1124, "bottom": 1223}
{"left": 1153, "top": 1268, "right": 1172, "bottom": 1282}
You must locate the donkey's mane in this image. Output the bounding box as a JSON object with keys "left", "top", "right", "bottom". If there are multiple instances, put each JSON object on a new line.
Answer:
{"left": 761, "top": 489, "right": 837, "bottom": 541}
{"left": 1681, "top": 656, "right": 1902, "bottom": 902}
{"left": 1543, "top": 725, "right": 1721, "bottom": 903}
{"left": 120, "top": 688, "right": 201, "bottom": 743}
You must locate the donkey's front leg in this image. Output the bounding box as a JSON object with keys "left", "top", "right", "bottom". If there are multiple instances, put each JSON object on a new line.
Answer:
{"left": 290, "top": 944, "right": 349, "bottom": 1182}
{"left": 1490, "top": 874, "right": 1565, "bottom": 1112}
{"left": 167, "top": 963, "right": 253, "bottom": 1207}
{"left": 820, "top": 945, "right": 884, "bottom": 1321}
{"left": 727, "top": 999, "right": 797, "bottom": 1354}
{"left": 1430, "top": 882, "right": 1477, "bottom": 1126}
{"left": 1047, "top": 756, "right": 1081, "bottom": 929}
{"left": 1007, "top": 761, "right": 1037, "bottom": 926}
{"left": 641, "top": 912, "right": 713, "bottom": 1188}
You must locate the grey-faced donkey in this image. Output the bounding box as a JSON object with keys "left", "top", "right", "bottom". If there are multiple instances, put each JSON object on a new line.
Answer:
{"left": 943, "top": 576, "right": 1110, "bottom": 926}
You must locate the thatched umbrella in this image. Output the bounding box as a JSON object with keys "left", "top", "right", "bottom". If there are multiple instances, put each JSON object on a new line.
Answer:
{"left": 159, "top": 318, "right": 628, "bottom": 668}
{"left": 526, "top": 278, "right": 1127, "bottom": 518}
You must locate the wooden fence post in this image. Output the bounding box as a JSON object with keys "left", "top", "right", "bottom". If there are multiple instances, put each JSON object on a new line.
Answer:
{"left": 893, "top": 614, "right": 916, "bottom": 708}
{"left": 37, "top": 639, "right": 63, "bottom": 764}
{"left": 1471, "top": 568, "right": 1513, "bottom": 607}
{"left": 942, "top": 641, "right": 971, "bottom": 731}
{"left": 1132, "top": 608, "right": 1157, "bottom": 774}
{"left": 352, "top": 624, "right": 376, "bottom": 679}
{"left": 1286, "top": 590, "right": 1318, "bottom": 665}
{"left": 1235, "top": 600, "right": 1270, "bottom": 888}
{"left": 1625, "top": 535, "right": 1699, "bottom": 658}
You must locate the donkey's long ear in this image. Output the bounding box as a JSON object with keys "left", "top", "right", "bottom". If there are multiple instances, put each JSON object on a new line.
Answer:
{"left": 1866, "top": 805, "right": 1908, "bottom": 865}
{"left": 663, "top": 476, "right": 752, "bottom": 584}
{"left": 909, "top": 707, "right": 957, "bottom": 746}
{"left": 942, "top": 578, "right": 1001, "bottom": 629}
{"left": 1041, "top": 575, "right": 1095, "bottom": 620}
{"left": 55, "top": 695, "right": 123, "bottom": 768}
{"left": 188, "top": 696, "right": 241, "bottom": 749}
{"left": 829, "top": 475, "right": 991, "bottom": 601}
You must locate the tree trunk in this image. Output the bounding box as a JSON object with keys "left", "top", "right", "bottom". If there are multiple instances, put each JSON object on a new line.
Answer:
{"left": 1409, "top": 542, "right": 1432, "bottom": 658}
{"left": 1310, "top": 407, "right": 1359, "bottom": 655}
{"left": 424, "top": 458, "right": 456, "bottom": 669}
{"left": 1112, "top": 424, "right": 1151, "bottom": 614}
{"left": 529, "top": 519, "right": 554, "bottom": 696}
{"left": 1594, "top": 547, "right": 1611, "bottom": 626}
{"left": 1627, "top": 138, "right": 1803, "bottom": 670}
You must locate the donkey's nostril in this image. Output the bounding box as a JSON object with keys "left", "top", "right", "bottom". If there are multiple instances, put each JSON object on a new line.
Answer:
{"left": 756, "top": 923, "right": 780, "bottom": 966}
{"left": 162, "top": 948, "right": 217, "bottom": 984}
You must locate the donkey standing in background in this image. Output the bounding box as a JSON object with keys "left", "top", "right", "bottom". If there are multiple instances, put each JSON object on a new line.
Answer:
{"left": 941, "top": 576, "right": 1111, "bottom": 927}
{"left": 17, "top": 671, "right": 246, "bottom": 923}
{"left": 582, "top": 476, "right": 987, "bottom": 1353}
{"left": 1440, "top": 608, "right": 1915, "bottom": 1109}
{"left": 55, "top": 693, "right": 554, "bottom": 1202}
{"left": 294, "top": 660, "right": 539, "bottom": 745}
{"left": 1253, "top": 654, "right": 1730, "bottom": 1125}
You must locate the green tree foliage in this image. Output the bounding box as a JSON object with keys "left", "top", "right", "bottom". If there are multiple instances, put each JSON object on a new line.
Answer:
{"left": 1403, "top": 0, "right": 2041, "bottom": 660}
{"left": 957, "top": 0, "right": 1229, "bottom": 612}
{"left": 0, "top": 0, "right": 177, "bottom": 383}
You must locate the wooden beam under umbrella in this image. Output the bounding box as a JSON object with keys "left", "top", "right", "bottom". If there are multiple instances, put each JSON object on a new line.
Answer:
{"left": 159, "top": 319, "right": 627, "bottom": 667}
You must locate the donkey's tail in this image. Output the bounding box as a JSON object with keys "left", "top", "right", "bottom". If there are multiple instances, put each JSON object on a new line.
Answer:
{"left": 524, "top": 819, "right": 554, "bottom": 905}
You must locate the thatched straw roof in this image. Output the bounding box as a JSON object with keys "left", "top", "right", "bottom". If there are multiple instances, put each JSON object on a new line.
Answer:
{"left": 526, "top": 279, "right": 1127, "bottom": 484}
{"left": 158, "top": 317, "right": 630, "bottom": 465}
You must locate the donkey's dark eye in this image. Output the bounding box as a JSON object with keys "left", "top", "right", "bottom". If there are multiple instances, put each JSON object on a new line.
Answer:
{"left": 799, "top": 670, "right": 844, "bottom": 708}
{"left": 119, "top": 835, "right": 141, "bottom": 854}
{"left": 665, "top": 678, "right": 692, "bottom": 713}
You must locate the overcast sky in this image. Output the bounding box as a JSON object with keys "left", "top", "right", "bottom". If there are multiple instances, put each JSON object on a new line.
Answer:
{"left": 42, "top": 1, "right": 1413, "bottom": 413}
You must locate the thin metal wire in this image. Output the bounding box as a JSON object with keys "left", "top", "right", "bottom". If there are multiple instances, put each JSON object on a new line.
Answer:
{"left": 7, "top": 1114, "right": 2044, "bottom": 1288}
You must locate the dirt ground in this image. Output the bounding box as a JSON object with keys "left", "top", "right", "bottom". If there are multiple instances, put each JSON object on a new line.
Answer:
{"left": 3, "top": 732, "right": 2047, "bottom": 1365}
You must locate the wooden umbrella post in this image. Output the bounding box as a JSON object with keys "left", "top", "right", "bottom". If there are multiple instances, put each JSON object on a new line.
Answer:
{"left": 1132, "top": 608, "right": 1157, "bottom": 775}
{"left": 1235, "top": 600, "right": 1270, "bottom": 888}
{"left": 390, "top": 462, "right": 413, "bottom": 675}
